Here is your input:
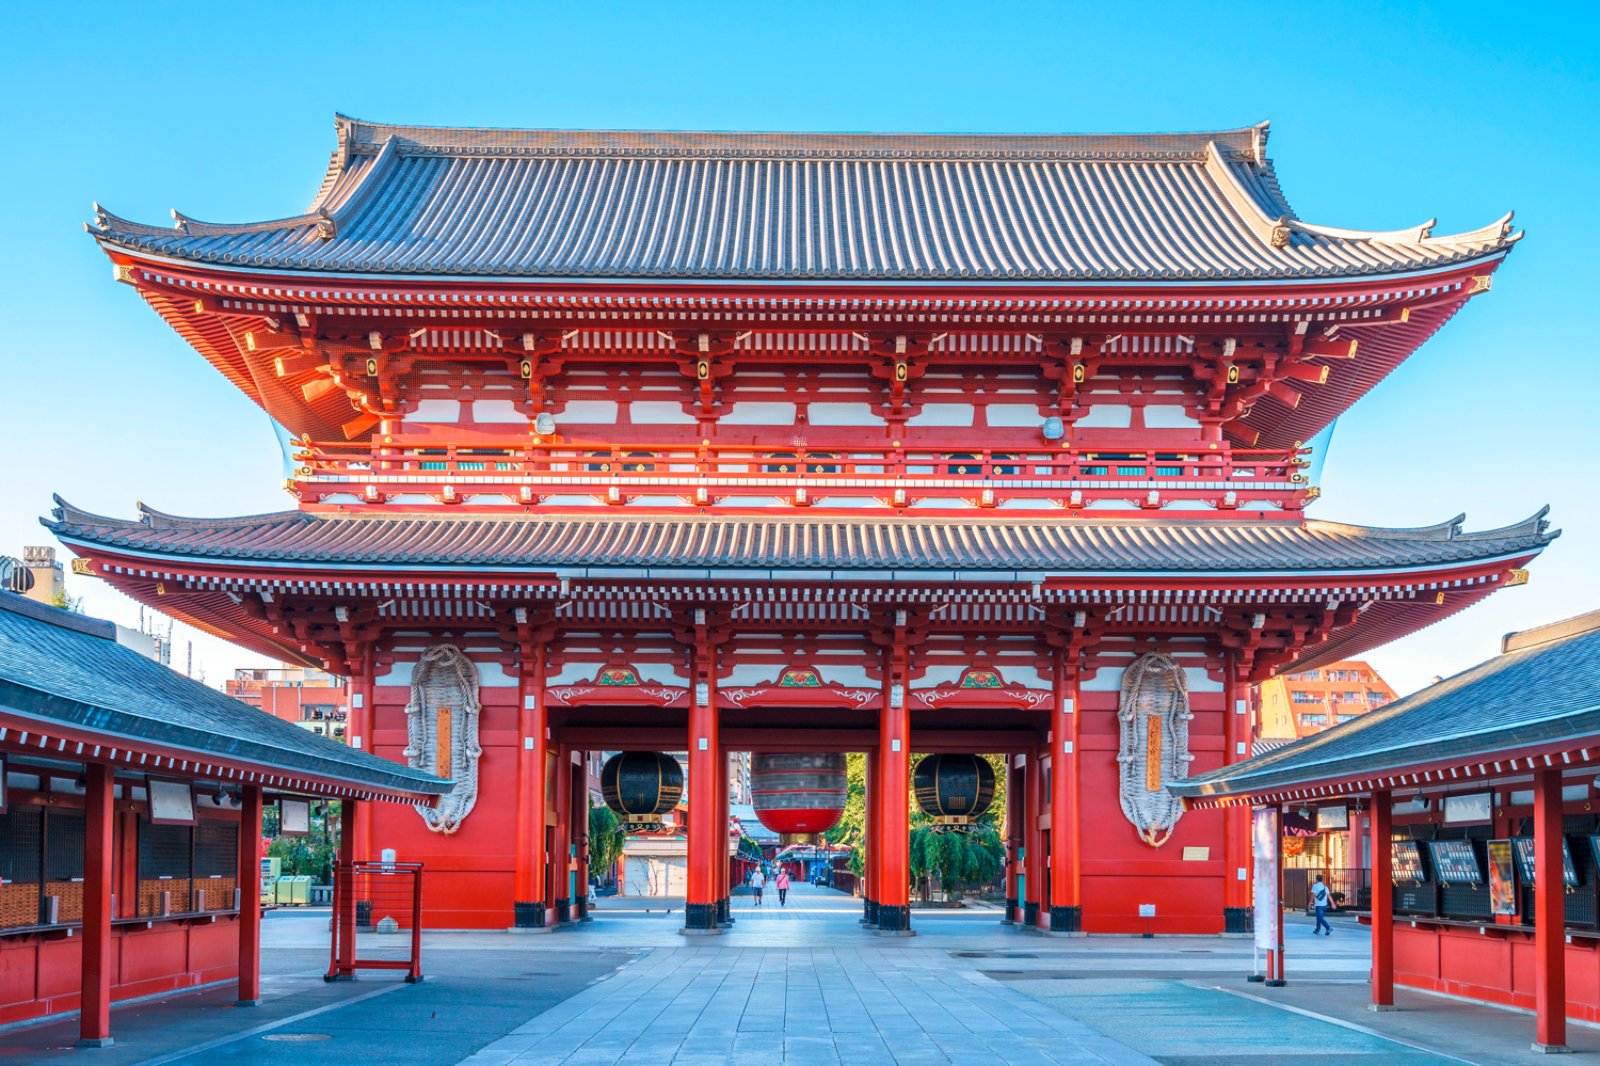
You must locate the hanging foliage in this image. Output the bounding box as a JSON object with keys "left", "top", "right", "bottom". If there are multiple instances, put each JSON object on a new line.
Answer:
{"left": 587, "top": 799, "right": 626, "bottom": 879}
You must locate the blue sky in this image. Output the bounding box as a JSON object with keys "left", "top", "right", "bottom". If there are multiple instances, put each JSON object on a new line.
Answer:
{"left": 2, "top": 2, "right": 1596, "bottom": 692}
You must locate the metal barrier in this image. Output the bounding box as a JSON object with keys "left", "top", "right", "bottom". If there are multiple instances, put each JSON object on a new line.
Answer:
{"left": 1284, "top": 866, "right": 1370, "bottom": 912}
{"left": 326, "top": 862, "right": 424, "bottom": 982}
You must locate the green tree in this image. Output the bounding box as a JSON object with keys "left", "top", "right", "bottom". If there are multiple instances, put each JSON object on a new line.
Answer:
{"left": 49, "top": 588, "right": 83, "bottom": 613}
{"left": 588, "top": 799, "right": 626, "bottom": 882}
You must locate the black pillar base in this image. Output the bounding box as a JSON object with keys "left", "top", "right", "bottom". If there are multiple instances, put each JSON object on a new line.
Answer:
{"left": 861, "top": 897, "right": 879, "bottom": 925}
{"left": 716, "top": 897, "right": 733, "bottom": 925}
{"left": 685, "top": 902, "right": 719, "bottom": 930}
{"left": 1224, "top": 907, "right": 1255, "bottom": 934}
{"left": 1023, "top": 901, "right": 1040, "bottom": 927}
{"left": 576, "top": 897, "right": 590, "bottom": 920}
{"left": 1049, "top": 906, "right": 1082, "bottom": 933}
{"left": 555, "top": 897, "right": 571, "bottom": 923}
{"left": 877, "top": 904, "right": 910, "bottom": 934}
{"left": 514, "top": 900, "right": 546, "bottom": 928}
{"left": 1002, "top": 896, "right": 1019, "bottom": 924}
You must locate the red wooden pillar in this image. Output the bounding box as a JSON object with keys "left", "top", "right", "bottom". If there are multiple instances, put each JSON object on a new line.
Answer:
{"left": 685, "top": 685, "right": 721, "bottom": 932}
{"left": 1048, "top": 654, "right": 1080, "bottom": 933}
{"left": 1222, "top": 657, "right": 1253, "bottom": 931}
{"left": 1534, "top": 768, "right": 1569, "bottom": 1051}
{"left": 552, "top": 747, "right": 573, "bottom": 923}
{"left": 715, "top": 749, "right": 730, "bottom": 925}
{"left": 78, "top": 762, "right": 114, "bottom": 1048}
{"left": 862, "top": 749, "right": 878, "bottom": 926}
{"left": 513, "top": 632, "right": 548, "bottom": 928}
{"left": 236, "top": 784, "right": 264, "bottom": 1005}
{"left": 574, "top": 751, "right": 591, "bottom": 920}
{"left": 1370, "top": 789, "right": 1394, "bottom": 1010}
{"left": 1003, "top": 755, "right": 1021, "bottom": 924}
{"left": 336, "top": 798, "right": 358, "bottom": 977}
{"left": 1023, "top": 746, "right": 1043, "bottom": 928}
{"left": 348, "top": 649, "right": 375, "bottom": 862}
{"left": 877, "top": 686, "right": 911, "bottom": 934}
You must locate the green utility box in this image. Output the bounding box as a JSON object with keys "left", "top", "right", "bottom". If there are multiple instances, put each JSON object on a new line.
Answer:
{"left": 275, "top": 875, "right": 312, "bottom": 905}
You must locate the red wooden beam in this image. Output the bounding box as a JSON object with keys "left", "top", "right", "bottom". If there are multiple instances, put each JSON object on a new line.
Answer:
{"left": 237, "top": 784, "right": 264, "bottom": 1006}
{"left": 1533, "top": 768, "right": 1569, "bottom": 1051}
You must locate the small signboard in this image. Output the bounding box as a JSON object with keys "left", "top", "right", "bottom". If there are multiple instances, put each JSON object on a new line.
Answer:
{"left": 1391, "top": 840, "right": 1426, "bottom": 884}
{"left": 1252, "top": 807, "right": 1280, "bottom": 952}
{"left": 1512, "top": 836, "right": 1578, "bottom": 888}
{"left": 1315, "top": 806, "right": 1348, "bottom": 830}
{"left": 1443, "top": 792, "right": 1492, "bottom": 824}
{"left": 1138, "top": 903, "right": 1156, "bottom": 918}
{"left": 280, "top": 797, "right": 312, "bottom": 835}
{"left": 148, "top": 779, "right": 197, "bottom": 826}
{"left": 1426, "top": 839, "right": 1483, "bottom": 884}
{"left": 1488, "top": 840, "right": 1516, "bottom": 915}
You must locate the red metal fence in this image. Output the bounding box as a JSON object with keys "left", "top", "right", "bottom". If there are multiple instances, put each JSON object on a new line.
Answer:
{"left": 326, "top": 861, "right": 424, "bottom": 983}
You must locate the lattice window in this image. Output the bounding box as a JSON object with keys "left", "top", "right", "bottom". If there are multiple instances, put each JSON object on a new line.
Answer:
{"left": 45, "top": 812, "right": 84, "bottom": 880}
{"left": 195, "top": 821, "right": 238, "bottom": 877}
{"left": 0, "top": 808, "right": 42, "bottom": 883}
{"left": 139, "top": 821, "right": 192, "bottom": 879}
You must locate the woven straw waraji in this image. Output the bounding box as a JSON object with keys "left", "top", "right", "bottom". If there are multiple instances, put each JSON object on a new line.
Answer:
{"left": 402, "top": 644, "right": 482, "bottom": 834}
{"left": 1117, "top": 652, "right": 1195, "bottom": 847}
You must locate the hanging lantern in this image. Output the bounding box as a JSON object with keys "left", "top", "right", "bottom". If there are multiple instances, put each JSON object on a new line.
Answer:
{"left": 750, "top": 753, "right": 847, "bottom": 843}
{"left": 600, "top": 751, "right": 684, "bottom": 830}
{"left": 914, "top": 754, "right": 996, "bottom": 831}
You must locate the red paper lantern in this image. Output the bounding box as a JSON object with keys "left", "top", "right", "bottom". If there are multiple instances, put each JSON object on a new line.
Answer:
{"left": 750, "top": 753, "right": 847, "bottom": 838}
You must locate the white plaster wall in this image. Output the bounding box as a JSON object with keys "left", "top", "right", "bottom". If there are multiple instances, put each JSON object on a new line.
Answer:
{"left": 984, "top": 403, "right": 1045, "bottom": 428}
{"left": 629, "top": 402, "right": 698, "bottom": 425}
{"left": 718, "top": 402, "right": 796, "bottom": 425}
{"left": 407, "top": 399, "right": 462, "bottom": 424}
{"left": 558, "top": 401, "right": 619, "bottom": 423}
{"left": 905, "top": 403, "right": 975, "bottom": 427}
{"left": 1143, "top": 405, "right": 1201, "bottom": 430}
{"left": 471, "top": 400, "right": 526, "bottom": 424}
{"left": 1075, "top": 405, "right": 1132, "bottom": 429}
{"left": 807, "top": 403, "right": 884, "bottom": 426}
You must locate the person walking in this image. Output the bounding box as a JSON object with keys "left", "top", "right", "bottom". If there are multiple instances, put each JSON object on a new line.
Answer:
{"left": 750, "top": 866, "right": 765, "bottom": 907}
{"left": 775, "top": 867, "right": 791, "bottom": 907}
{"left": 1311, "top": 874, "right": 1333, "bottom": 935}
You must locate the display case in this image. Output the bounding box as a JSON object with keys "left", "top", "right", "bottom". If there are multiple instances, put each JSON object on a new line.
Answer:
{"left": 1512, "top": 836, "right": 1577, "bottom": 888}
{"left": 1427, "top": 840, "right": 1483, "bottom": 885}
{"left": 1392, "top": 840, "right": 1427, "bottom": 884}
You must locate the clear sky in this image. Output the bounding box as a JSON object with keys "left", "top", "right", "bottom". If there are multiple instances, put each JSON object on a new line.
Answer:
{"left": 2, "top": 2, "right": 1596, "bottom": 693}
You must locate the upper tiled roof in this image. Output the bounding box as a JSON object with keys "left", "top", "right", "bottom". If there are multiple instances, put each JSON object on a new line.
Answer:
{"left": 0, "top": 591, "right": 449, "bottom": 798}
{"left": 45, "top": 500, "right": 1555, "bottom": 576}
{"left": 87, "top": 116, "right": 1517, "bottom": 283}
{"left": 1172, "top": 609, "right": 1600, "bottom": 801}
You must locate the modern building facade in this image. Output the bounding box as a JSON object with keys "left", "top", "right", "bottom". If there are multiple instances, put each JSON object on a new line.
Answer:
{"left": 55, "top": 117, "right": 1550, "bottom": 935}
{"left": 226, "top": 665, "right": 346, "bottom": 740}
{"left": 1258, "top": 660, "right": 1397, "bottom": 740}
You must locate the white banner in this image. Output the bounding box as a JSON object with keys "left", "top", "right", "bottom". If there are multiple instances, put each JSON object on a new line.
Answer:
{"left": 1252, "top": 806, "right": 1280, "bottom": 952}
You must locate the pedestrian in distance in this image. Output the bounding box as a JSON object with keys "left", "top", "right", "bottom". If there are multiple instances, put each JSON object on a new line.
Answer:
{"left": 1311, "top": 874, "right": 1332, "bottom": 935}
{"left": 775, "top": 867, "right": 790, "bottom": 906}
{"left": 750, "top": 866, "right": 765, "bottom": 906}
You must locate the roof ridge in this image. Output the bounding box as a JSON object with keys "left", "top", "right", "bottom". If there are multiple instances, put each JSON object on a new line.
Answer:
{"left": 0, "top": 590, "right": 116, "bottom": 641}
{"left": 331, "top": 112, "right": 1271, "bottom": 162}
{"left": 1502, "top": 607, "right": 1600, "bottom": 654}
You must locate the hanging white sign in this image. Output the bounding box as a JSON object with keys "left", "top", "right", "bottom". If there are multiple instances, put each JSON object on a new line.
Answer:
{"left": 1252, "top": 806, "right": 1280, "bottom": 953}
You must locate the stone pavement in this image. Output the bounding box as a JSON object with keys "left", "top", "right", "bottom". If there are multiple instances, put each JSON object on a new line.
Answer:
{"left": 3, "top": 885, "right": 1596, "bottom": 1064}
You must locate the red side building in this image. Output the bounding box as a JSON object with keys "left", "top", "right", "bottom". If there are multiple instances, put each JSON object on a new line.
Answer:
{"left": 56, "top": 117, "right": 1550, "bottom": 935}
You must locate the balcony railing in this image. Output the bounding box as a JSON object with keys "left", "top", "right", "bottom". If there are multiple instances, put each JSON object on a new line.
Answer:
{"left": 288, "top": 440, "right": 1312, "bottom": 511}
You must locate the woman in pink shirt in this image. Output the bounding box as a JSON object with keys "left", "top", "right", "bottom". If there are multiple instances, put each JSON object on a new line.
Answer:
{"left": 775, "top": 868, "right": 791, "bottom": 907}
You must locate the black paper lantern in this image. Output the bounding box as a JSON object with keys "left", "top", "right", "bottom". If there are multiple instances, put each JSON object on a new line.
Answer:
{"left": 600, "top": 751, "right": 684, "bottom": 829}
{"left": 914, "top": 753, "right": 996, "bottom": 831}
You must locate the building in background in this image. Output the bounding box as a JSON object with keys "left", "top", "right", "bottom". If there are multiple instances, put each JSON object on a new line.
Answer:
{"left": 18, "top": 546, "right": 63, "bottom": 606}
{"left": 226, "top": 666, "right": 346, "bottom": 741}
{"left": 1257, "top": 660, "right": 1396, "bottom": 740}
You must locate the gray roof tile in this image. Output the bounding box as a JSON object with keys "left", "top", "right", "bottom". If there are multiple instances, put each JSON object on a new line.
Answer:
{"left": 0, "top": 591, "right": 449, "bottom": 798}
{"left": 1172, "top": 610, "right": 1600, "bottom": 801}
{"left": 45, "top": 501, "right": 1555, "bottom": 576}
{"left": 88, "top": 117, "right": 1517, "bottom": 282}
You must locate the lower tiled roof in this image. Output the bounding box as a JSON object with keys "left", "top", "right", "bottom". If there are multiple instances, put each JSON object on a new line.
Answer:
{"left": 44, "top": 501, "right": 1555, "bottom": 576}
{"left": 0, "top": 592, "right": 449, "bottom": 798}
{"left": 1172, "top": 610, "right": 1600, "bottom": 801}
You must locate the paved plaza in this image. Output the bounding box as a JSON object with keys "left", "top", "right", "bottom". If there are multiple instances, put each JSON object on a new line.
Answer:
{"left": 2, "top": 884, "right": 1596, "bottom": 1064}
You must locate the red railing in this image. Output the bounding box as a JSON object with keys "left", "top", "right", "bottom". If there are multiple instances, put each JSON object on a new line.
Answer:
{"left": 291, "top": 440, "right": 1311, "bottom": 509}
{"left": 326, "top": 861, "right": 424, "bottom": 983}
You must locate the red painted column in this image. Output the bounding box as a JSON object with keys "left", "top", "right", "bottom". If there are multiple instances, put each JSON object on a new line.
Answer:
{"left": 862, "top": 749, "right": 878, "bottom": 925}
{"left": 1048, "top": 653, "right": 1080, "bottom": 933}
{"left": 574, "top": 751, "right": 591, "bottom": 920}
{"left": 348, "top": 649, "right": 375, "bottom": 862}
{"left": 337, "top": 798, "right": 358, "bottom": 976}
{"left": 1221, "top": 656, "right": 1252, "bottom": 930}
{"left": 236, "top": 784, "right": 264, "bottom": 1005}
{"left": 685, "top": 658, "right": 721, "bottom": 932}
{"left": 78, "top": 762, "right": 114, "bottom": 1048}
{"left": 1534, "top": 768, "right": 1569, "bottom": 1051}
{"left": 1370, "top": 789, "right": 1394, "bottom": 1010}
{"left": 1023, "top": 746, "right": 1043, "bottom": 928}
{"left": 714, "top": 749, "right": 730, "bottom": 925}
{"left": 877, "top": 675, "right": 911, "bottom": 934}
{"left": 552, "top": 747, "right": 573, "bottom": 923}
{"left": 1004, "top": 755, "right": 1022, "bottom": 924}
{"left": 513, "top": 631, "right": 548, "bottom": 928}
